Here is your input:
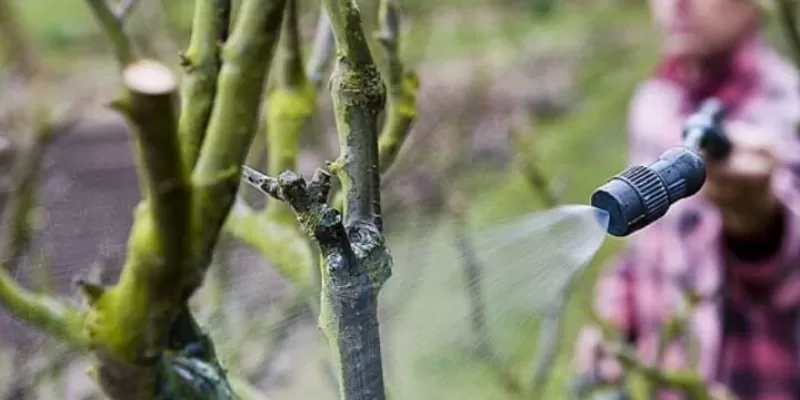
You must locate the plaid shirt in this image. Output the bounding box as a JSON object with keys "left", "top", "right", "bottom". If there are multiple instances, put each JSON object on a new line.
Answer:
{"left": 575, "top": 36, "right": 800, "bottom": 400}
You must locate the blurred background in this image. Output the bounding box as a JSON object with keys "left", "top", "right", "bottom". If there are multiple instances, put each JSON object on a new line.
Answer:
{"left": 0, "top": 0, "right": 789, "bottom": 399}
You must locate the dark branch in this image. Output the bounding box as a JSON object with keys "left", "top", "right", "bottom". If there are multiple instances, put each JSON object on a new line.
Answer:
{"left": 323, "top": 0, "right": 387, "bottom": 229}
{"left": 242, "top": 166, "right": 390, "bottom": 400}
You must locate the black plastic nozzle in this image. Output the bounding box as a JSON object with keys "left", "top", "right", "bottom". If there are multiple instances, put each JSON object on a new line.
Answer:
{"left": 590, "top": 97, "right": 731, "bottom": 237}
{"left": 591, "top": 147, "right": 706, "bottom": 237}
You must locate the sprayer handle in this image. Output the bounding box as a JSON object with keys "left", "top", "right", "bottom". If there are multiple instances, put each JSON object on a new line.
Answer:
{"left": 681, "top": 97, "right": 732, "bottom": 161}
{"left": 704, "top": 128, "right": 732, "bottom": 160}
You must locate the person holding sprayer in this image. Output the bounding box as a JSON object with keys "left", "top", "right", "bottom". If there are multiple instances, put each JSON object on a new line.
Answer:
{"left": 574, "top": 0, "right": 800, "bottom": 399}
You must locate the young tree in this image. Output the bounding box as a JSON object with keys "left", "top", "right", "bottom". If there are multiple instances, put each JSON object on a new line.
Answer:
{"left": 0, "top": 0, "right": 418, "bottom": 398}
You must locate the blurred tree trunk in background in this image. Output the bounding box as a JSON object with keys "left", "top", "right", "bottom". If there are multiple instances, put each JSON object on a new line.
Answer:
{"left": 0, "top": 0, "right": 38, "bottom": 78}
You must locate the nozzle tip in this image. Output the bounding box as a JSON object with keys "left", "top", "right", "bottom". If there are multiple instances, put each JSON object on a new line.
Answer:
{"left": 590, "top": 187, "right": 629, "bottom": 237}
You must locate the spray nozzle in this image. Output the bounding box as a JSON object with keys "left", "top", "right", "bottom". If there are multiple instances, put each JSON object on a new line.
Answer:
{"left": 590, "top": 97, "right": 731, "bottom": 237}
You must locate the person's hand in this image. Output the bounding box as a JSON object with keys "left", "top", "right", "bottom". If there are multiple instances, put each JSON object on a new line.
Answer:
{"left": 699, "top": 121, "right": 781, "bottom": 238}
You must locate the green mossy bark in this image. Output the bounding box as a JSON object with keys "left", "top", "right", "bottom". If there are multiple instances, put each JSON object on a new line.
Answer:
{"left": 77, "top": 1, "right": 287, "bottom": 398}
{"left": 1, "top": 0, "right": 290, "bottom": 398}
{"left": 0, "top": 272, "right": 86, "bottom": 346}
{"left": 330, "top": 0, "right": 418, "bottom": 211}
{"left": 178, "top": 0, "right": 232, "bottom": 170}
{"left": 81, "top": 60, "right": 193, "bottom": 400}
{"left": 317, "top": 1, "right": 396, "bottom": 399}
{"left": 226, "top": 0, "right": 321, "bottom": 292}
{"left": 192, "top": 0, "right": 288, "bottom": 275}
{"left": 243, "top": 167, "right": 393, "bottom": 400}
{"left": 375, "top": 0, "right": 418, "bottom": 173}
{"left": 264, "top": 0, "right": 316, "bottom": 225}
{"left": 225, "top": 200, "right": 315, "bottom": 288}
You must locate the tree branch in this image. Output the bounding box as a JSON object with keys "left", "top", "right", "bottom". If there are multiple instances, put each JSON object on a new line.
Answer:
{"left": 374, "top": 0, "right": 418, "bottom": 174}
{"left": 0, "top": 115, "right": 53, "bottom": 272}
{"left": 0, "top": 0, "right": 40, "bottom": 78}
{"left": 313, "top": 5, "right": 396, "bottom": 398}
{"left": 191, "top": 0, "right": 288, "bottom": 276}
{"left": 585, "top": 308, "right": 720, "bottom": 400}
{"left": 110, "top": 61, "right": 190, "bottom": 266}
{"left": 2, "top": 343, "right": 78, "bottom": 399}
{"left": 78, "top": 60, "right": 193, "bottom": 399}
{"left": 226, "top": 198, "right": 315, "bottom": 288}
{"left": 178, "top": 0, "right": 232, "bottom": 169}
{"left": 80, "top": 2, "right": 288, "bottom": 397}
{"left": 0, "top": 108, "right": 86, "bottom": 348}
{"left": 0, "top": 1, "right": 287, "bottom": 398}
{"left": 323, "top": 0, "right": 386, "bottom": 229}
{"left": 84, "top": 0, "right": 137, "bottom": 66}
{"left": 245, "top": 290, "right": 310, "bottom": 382}
{"left": 449, "top": 194, "right": 525, "bottom": 396}
{"left": 243, "top": 167, "right": 392, "bottom": 400}
{"left": 263, "top": 0, "right": 316, "bottom": 224}
{"left": 0, "top": 271, "right": 86, "bottom": 346}
{"left": 330, "top": 0, "right": 418, "bottom": 212}
{"left": 508, "top": 124, "right": 573, "bottom": 396}
{"left": 225, "top": 0, "right": 321, "bottom": 292}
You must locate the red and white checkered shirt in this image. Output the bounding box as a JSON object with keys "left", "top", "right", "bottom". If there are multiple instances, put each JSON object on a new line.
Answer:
{"left": 575, "top": 36, "right": 800, "bottom": 400}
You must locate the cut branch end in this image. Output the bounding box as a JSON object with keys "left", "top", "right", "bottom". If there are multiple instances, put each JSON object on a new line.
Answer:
{"left": 122, "top": 60, "right": 178, "bottom": 95}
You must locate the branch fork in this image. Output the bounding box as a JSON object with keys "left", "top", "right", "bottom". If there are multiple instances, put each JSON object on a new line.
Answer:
{"left": 243, "top": 162, "right": 392, "bottom": 399}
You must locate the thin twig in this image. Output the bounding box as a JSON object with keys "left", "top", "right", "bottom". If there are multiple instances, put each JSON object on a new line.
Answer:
{"left": 306, "top": 10, "right": 335, "bottom": 87}
{"left": 1, "top": 344, "right": 78, "bottom": 399}
{"left": 774, "top": 0, "right": 800, "bottom": 68}
{"left": 0, "top": 105, "right": 87, "bottom": 347}
{"left": 449, "top": 193, "right": 525, "bottom": 396}
{"left": 585, "top": 308, "right": 721, "bottom": 400}
{"left": 506, "top": 121, "right": 573, "bottom": 397}
{"left": 449, "top": 194, "right": 496, "bottom": 361}
{"left": 84, "top": 0, "right": 137, "bottom": 65}
{"left": 116, "top": 0, "right": 139, "bottom": 20}
{"left": 374, "top": 0, "right": 418, "bottom": 175}
{"left": 246, "top": 292, "right": 310, "bottom": 382}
